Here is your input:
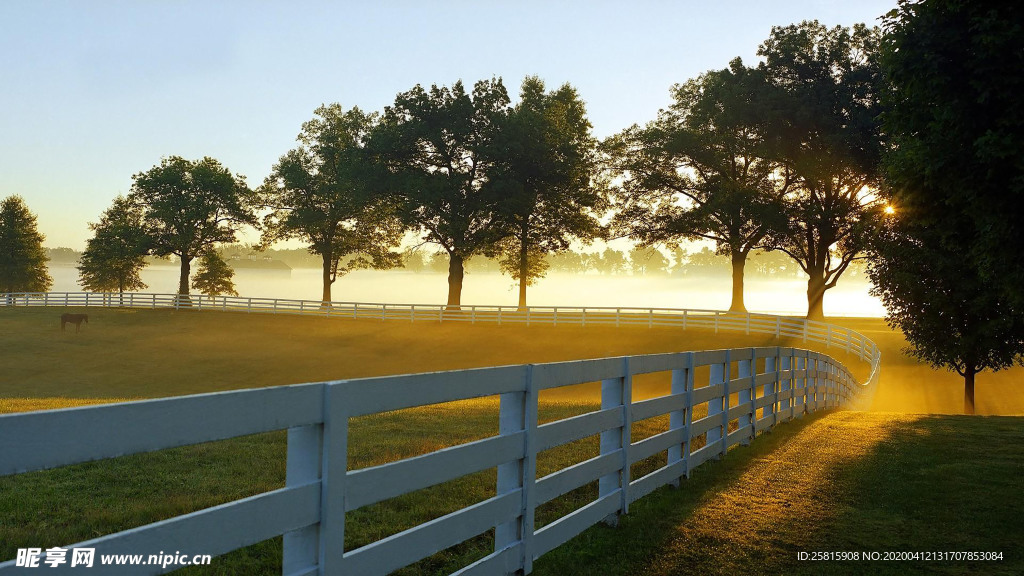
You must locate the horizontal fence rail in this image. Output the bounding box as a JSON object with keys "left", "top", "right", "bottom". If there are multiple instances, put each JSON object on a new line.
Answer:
{"left": 1, "top": 343, "right": 865, "bottom": 575}
{"left": 1, "top": 292, "right": 881, "bottom": 389}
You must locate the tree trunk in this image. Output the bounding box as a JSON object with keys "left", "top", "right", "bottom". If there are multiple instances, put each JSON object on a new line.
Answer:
{"left": 178, "top": 256, "right": 191, "bottom": 295}
{"left": 806, "top": 274, "right": 826, "bottom": 320}
{"left": 518, "top": 241, "right": 529, "bottom": 310}
{"left": 447, "top": 254, "right": 464, "bottom": 309}
{"left": 321, "top": 254, "right": 333, "bottom": 306}
{"left": 964, "top": 362, "right": 976, "bottom": 415}
{"left": 729, "top": 251, "right": 747, "bottom": 313}
{"left": 177, "top": 255, "right": 192, "bottom": 306}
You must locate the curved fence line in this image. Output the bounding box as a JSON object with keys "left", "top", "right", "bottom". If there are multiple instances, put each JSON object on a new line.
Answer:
{"left": 2, "top": 345, "right": 859, "bottom": 575}
{"left": 2, "top": 291, "right": 880, "bottom": 390}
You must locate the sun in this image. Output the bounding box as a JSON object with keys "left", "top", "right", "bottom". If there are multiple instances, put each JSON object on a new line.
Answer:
{"left": 884, "top": 205, "right": 896, "bottom": 215}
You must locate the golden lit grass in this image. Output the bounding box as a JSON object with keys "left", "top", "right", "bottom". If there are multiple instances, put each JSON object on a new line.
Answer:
{"left": 3, "top": 308, "right": 1024, "bottom": 573}
{"left": 534, "top": 412, "right": 1024, "bottom": 576}
{"left": 830, "top": 318, "right": 1024, "bottom": 415}
{"left": 0, "top": 306, "right": 862, "bottom": 401}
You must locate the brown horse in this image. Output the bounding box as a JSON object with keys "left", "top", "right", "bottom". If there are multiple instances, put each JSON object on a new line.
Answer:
{"left": 61, "top": 313, "right": 89, "bottom": 333}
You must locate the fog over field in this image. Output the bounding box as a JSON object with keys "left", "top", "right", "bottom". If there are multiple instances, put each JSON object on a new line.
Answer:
{"left": 46, "top": 263, "right": 884, "bottom": 317}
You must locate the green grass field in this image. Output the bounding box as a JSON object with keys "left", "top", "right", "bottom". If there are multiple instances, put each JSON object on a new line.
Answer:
{"left": 1, "top": 307, "right": 1022, "bottom": 574}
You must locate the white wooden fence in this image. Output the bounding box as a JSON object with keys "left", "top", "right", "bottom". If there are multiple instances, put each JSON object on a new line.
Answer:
{"left": 0, "top": 347, "right": 859, "bottom": 575}
{"left": 0, "top": 292, "right": 878, "bottom": 575}
{"left": 1, "top": 292, "right": 881, "bottom": 387}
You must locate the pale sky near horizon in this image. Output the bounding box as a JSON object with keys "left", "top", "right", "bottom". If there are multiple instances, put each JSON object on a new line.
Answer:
{"left": 1, "top": 0, "right": 898, "bottom": 249}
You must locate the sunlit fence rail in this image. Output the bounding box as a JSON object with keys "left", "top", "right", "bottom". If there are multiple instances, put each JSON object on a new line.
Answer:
{"left": 1, "top": 291, "right": 880, "bottom": 388}
{"left": 0, "top": 344, "right": 859, "bottom": 575}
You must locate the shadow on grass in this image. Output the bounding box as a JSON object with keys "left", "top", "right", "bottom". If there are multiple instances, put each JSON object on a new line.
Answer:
{"left": 532, "top": 412, "right": 1024, "bottom": 576}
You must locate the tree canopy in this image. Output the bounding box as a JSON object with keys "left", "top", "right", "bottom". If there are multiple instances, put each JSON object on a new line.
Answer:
{"left": 606, "top": 60, "right": 789, "bottom": 312}
{"left": 0, "top": 195, "right": 52, "bottom": 293}
{"left": 261, "top": 104, "right": 403, "bottom": 304}
{"left": 370, "top": 78, "right": 511, "bottom": 307}
{"left": 129, "top": 156, "right": 255, "bottom": 296}
{"left": 871, "top": 0, "right": 1024, "bottom": 413}
{"left": 758, "top": 21, "right": 884, "bottom": 319}
{"left": 78, "top": 195, "right": 150, "bottom": 293}
{"left": 881, "top": 0, "right": 1024, "bottom": 308}
{"left": 493, "top": 76, "right": 605, "bottom": 307}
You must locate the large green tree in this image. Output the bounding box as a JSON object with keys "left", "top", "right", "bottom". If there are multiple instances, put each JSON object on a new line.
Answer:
{"left": 129, "top": 156, "right": 255, "bottom": 296}
{"left": 869, "top": 216, "right": 1023, "bottom": 415}
{"left": 261, "top": 104, "right": 403, "bottom": 304}
{"left": 871, "top": 0, "right": 1024, "bottom": 413}
{"left": 494, "top": 76, "right": 605, "bottom": 308}
{"left": 77, "top": 195, "right": 150, "bottom": 294}
{"left": 0, "top": 195, "right": 52, "bottom": 293}
{"left": 881, "top": 0, "right": 1024, "bottom": 308}
{"left": 606, "top": 60, "right": 789, "bottom": 313}
{"left": 370, "top": 79, "right": 511, "bottom": 307}
{"left": 758, "top": 21, "right": 885, "bottom": 319}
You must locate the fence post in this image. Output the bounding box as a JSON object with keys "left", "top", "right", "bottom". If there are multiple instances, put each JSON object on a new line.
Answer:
{"left": 794, "top": 352, "right": 802, "bottom": 414}
{"left": 748, "top": 349, "right": 757, "bottom": 440}
{"left": 737, "top": 351, "right": 753, "bottom": 445}
{"left": 496, "top": 366, "right": 536, "bottom": 574}
{"left": 707, "top": 351, "right": 729, "bottom": 457}
{"left": 581, "top": 307, "right": 586, "bottom": 327}
{"left": 763, "top": 349, "right": 777, "bottom": 430}
{"left": 682, "top": 309, "right": 687, "bottom": 331}
{"left": 779, "top": 352, "right": 792, "bottom": 422}
{"left": 318, "top": 383, "right": 350, "bottom": 573}
{"left": 282, "top": 424, "right": 323, "bottom": 576}
{"left": 599, "top": 357, "right": 631, "bottom": 525}
{"left": 668, "top": 352, "right": 694, "bottom": 485}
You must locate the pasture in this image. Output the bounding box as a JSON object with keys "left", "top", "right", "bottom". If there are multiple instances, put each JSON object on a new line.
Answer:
{"left": 1, "top": 307, "right": 1022, "bottom": 574}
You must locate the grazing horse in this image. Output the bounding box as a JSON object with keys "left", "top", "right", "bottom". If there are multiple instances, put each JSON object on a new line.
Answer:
{"left": 60, "top": 313, "right": 89, "bottom": 333}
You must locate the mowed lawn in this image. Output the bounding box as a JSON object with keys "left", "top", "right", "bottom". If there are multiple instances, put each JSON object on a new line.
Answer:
{"left": 2, "top": 307, "right": 1023, "bottom": 575}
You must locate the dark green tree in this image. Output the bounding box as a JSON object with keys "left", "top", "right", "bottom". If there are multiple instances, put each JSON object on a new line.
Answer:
{"left": 0, "top": 195, "right": 52, "bottom": 293}
{"left": 880, "top": 0, "right": 1024, "bottom": 307}
{"left": 192, "top": 250, "right": 238, "bottom": 297}
{"left": 261, "top": 104, "right": 403, "bottom": 304}
{"left": 869, "top": 218, "right": 1023, "bottom": 415}
{"left": 607, "top": 60, "right": 789, "bottom": 312}
{"left": 129, "top": 156, "right": 255, "bottom": 296}
{"left": 870, "top": 0, "right": 1024, "bottom": 414}
{"left": 370, "top": 78, "right": 511, "bottom": 307}
{"left": 494, "top": 76, "right": 605, "bottom": 308}
{"left": 758, "top": 21, "right": 884, "bottom": 319}
{"left": 77, "top": 195, "right": 150, "bottom": 294}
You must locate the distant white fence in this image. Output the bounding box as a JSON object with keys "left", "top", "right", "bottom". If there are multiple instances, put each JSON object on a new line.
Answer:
{"left": 0, "top": 345, "right": 860, "bottom": 575}
{"left": 0, "top": 292, "right": 881, "bottom": 388}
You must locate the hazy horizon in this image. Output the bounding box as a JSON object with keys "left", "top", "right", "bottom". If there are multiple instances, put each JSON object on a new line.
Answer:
{"left": 43, "top": 261, "right": 886, "bottom": 317}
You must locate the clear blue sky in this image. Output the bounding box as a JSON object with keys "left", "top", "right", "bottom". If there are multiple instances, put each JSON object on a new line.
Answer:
{"left": 0, "top": 0, "right": 897, "bottom": 249}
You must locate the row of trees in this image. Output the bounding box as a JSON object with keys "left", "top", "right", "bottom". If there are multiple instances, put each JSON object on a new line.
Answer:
{"left": 400, "top": 245, "right": 828, "bottom": 278}
{"left": 64, "top": 21, "right": 881, "bottom": 318}
{"left": 3, "top": 3, "right": 1020, "bottom": 412}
